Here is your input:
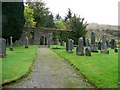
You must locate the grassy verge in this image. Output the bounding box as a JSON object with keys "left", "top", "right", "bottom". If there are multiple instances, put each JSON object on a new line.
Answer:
{"left": 1, "top": 45, "right": 37, "bottom": 85}
{"left": 51, "top": 45, "right": 118, "bottom": 88}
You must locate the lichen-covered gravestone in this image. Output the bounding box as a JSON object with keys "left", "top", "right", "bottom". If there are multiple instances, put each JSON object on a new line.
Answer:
{"left": 25, "top": 37, "right": 29, "bottom": 48}
{"left": 0, "top": 38, "right": 7, "bottom": 58}
{"left": 100, "top": 34, "right": 109, "bottom": 54}
{"left": 90, "top": 31, "right": 98, "bottom": 52}
{"left": 9, "top": 37, "right": 14, "bottom": 51}
{"left": 76, "top": 38, "right": 84, "bottom": 56}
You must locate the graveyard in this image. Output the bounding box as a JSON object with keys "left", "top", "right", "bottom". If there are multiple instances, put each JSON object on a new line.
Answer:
{"left": 1, "top": 1, "right": 119, "bottom": 89}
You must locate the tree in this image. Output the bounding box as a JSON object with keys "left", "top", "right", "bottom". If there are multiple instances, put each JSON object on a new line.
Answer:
{"left": 70, "top": 14, "right": 87, "bottom": 44}
{"left": 55, "top": 13, "right": 61, "bottom": 20}
{"left": 27, "top": 1, "right": 55, "bottom": 28}
{"left": 2, "top": 2, "right": 25, "bottom": 43}
{"left": 55, "top": 20, "right": 66, "bottom": 30}
{"left": 64, "top": 9, "right": 88, "bottom": 44}
{"left": 24, "top": 5, "right": 36, "bottom": 27}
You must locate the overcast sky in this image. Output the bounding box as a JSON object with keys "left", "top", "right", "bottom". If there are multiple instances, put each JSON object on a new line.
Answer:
{"left": 25, "top": 0, "right": 119, "bottom": 25}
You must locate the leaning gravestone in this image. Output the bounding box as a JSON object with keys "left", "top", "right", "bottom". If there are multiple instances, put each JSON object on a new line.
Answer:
{"left": 0, "top": 38, "right": 7, "bottom": 58}
{"left": 25, "top": 37, "right": 29, "bottom": 48}
{"left": 100, "top": 34, "right": 109, "bottom": 54}
{"left": 90, "top": 31, "right": 98, "bottom": 52}
{"left": 76, "top": 37, "right": 84, "bottom": 56}
{"left": 9, "top": 37, "right": 14, "bottom": 51}
{"left": 68, "top": 39, "right": 74, "bottom": 53}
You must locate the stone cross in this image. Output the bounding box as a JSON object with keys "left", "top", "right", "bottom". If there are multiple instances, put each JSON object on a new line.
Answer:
{"left": 100, "top": 34, "right": 109, "bottom": 54}
{"left": 76, "top": 37, "right": 84, "bottom": 56}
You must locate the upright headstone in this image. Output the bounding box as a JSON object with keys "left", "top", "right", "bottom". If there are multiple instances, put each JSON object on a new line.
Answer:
{"left": 9, "top": 37, "right": 14, "bottom": 51}
{"left": 90, "top": 31, "right": 98, "bottom": 52}
{"left": 25, "top": 37, "right": 29, "bottom": 48}
{"left": 67, "top": 39, "right": 74, "bottom": 53}
{"left": 76, "top": 38, "right": 84, "bottom": 56}
{"left": 0, "top": 38, "right": 7, "bottom": 58}
{"left": 85, "top": 47, "right": 91, "bottom": 56}
{"left": 98, "top": 41, "right": 101, "bottom": 50}
{"left": 100, "top": 34, "right": 109, "bottom": 54}
{"left": 111, "top": 39, "right": 115, "bottom": 49}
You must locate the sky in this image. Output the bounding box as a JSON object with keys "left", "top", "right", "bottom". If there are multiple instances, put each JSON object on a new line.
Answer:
{"left": 43, "top": 0, "right": 119, "bottom": 25}
{"left": 25, "top": 0, "right": 119, "bottom": 25}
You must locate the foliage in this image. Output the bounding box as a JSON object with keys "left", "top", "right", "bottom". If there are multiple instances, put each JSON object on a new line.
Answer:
{"left": 2, "top": 45, "right": 37, "bottom": 84}
{"left": 55, "top": 20, "right": 66, "bottom": 30}
{"left": 2, "top": 2, "right": 25, "bottom": 42}
{"left": 51, "top": 45, "right": 118, "bottom": 88}
{"left": 106, "top": 29, "right": 120, "bottom": 37}
{"left": 64, "top": 8, "right": 87, "bottom": 44}
{"left": 27, "top": 1, "right": 55, "bottom": 28}
{"left": 24, "top": 5, "right": 36, "bottom": 27}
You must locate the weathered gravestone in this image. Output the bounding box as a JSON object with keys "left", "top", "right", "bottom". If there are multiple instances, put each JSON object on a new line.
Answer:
{"left": 9, "top": 37, "right": 14, "bottom": 51}
{"left": 111, "top": 39, "right": 116, "bottom": 49}
{"left": 85, "top": 47, "right": 91, "bottom": 56}
{"left": 98, "top": 41, "right": 101, "bottom": 50}
{"left": 25, "top": 37, "right": 29, "bottom": 48}
{"left": 67, "top": 39, "right": 74, "bottom": 53}
{"left": 0, "top": 38, "right": 7, "bottom": 58}
{"left": 76, "top": 38, "right": 84, "bottom": 56}
{"left": 90, "top": 31, "right": 98, "bottom": 52}
{"left": 100, "top": 34, "right": 109, "bottom": 54}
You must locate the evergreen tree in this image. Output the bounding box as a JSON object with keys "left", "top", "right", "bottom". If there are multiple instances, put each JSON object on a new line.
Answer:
{"left": 2, "top": 2, "right": 25, "bottom": 42}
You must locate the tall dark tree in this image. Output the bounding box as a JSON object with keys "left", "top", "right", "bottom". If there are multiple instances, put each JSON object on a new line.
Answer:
{"left": 2, "top": 2, "right": 25, "bottom": 43}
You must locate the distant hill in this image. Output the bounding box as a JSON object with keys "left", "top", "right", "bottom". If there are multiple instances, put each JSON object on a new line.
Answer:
{"left": 86, "top": 23, "right": 118, "bottom": 39}
{"left": 86, "top": 23, "right": 118, "bottom": 31}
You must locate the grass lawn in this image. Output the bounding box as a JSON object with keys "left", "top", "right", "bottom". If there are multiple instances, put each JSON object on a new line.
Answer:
{"left": 51, "top": 45, "right": 118, "bottom": 88}
{"left": 1, "top": 45, "right": 37, "bottom": 85}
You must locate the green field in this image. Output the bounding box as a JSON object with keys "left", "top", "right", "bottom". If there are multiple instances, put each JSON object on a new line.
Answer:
{"left": 1, "top": 45, "right": 37, "bottom": 85}
{"left": 51, "top": 45, "right": 118, "bottom": 88}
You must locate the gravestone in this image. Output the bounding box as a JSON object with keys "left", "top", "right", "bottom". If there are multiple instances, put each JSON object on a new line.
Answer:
{"left": 111, "top": 39, "right": 115, "bottom": 49}
{"left": 85, "top": 47, "right": 91, "bottom": 56}
{"left": 68, "top": 39, "right": 74, "bottom": 53}
{"left": 90, "top": 31, "right": 98, "bottom": 52}
{"left": 76, "top": 38, "right": 84, "bottom": 56}
{"left": 100, "top": 34, "right": 109, "bottom": 54}
{"left": 0, "top": 38, "right": 7, "bottom": 58}
{"left": 25, "top": 37, "right": 29, "bottom": 48}
{"left": 9, "top": 37, "right": 14, "bottom": 51}
{"left": 98, "top": 41, "right": 101, "bottom": 50}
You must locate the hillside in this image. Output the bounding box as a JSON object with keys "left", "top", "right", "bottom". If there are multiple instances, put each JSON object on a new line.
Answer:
{"left": 86, "top": 23, "right": 118, "bottom": 39}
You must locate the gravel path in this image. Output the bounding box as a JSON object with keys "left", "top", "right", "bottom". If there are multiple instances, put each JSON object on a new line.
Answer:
{"left": 6, "top": 47, "right": 93, "bottom": 88}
